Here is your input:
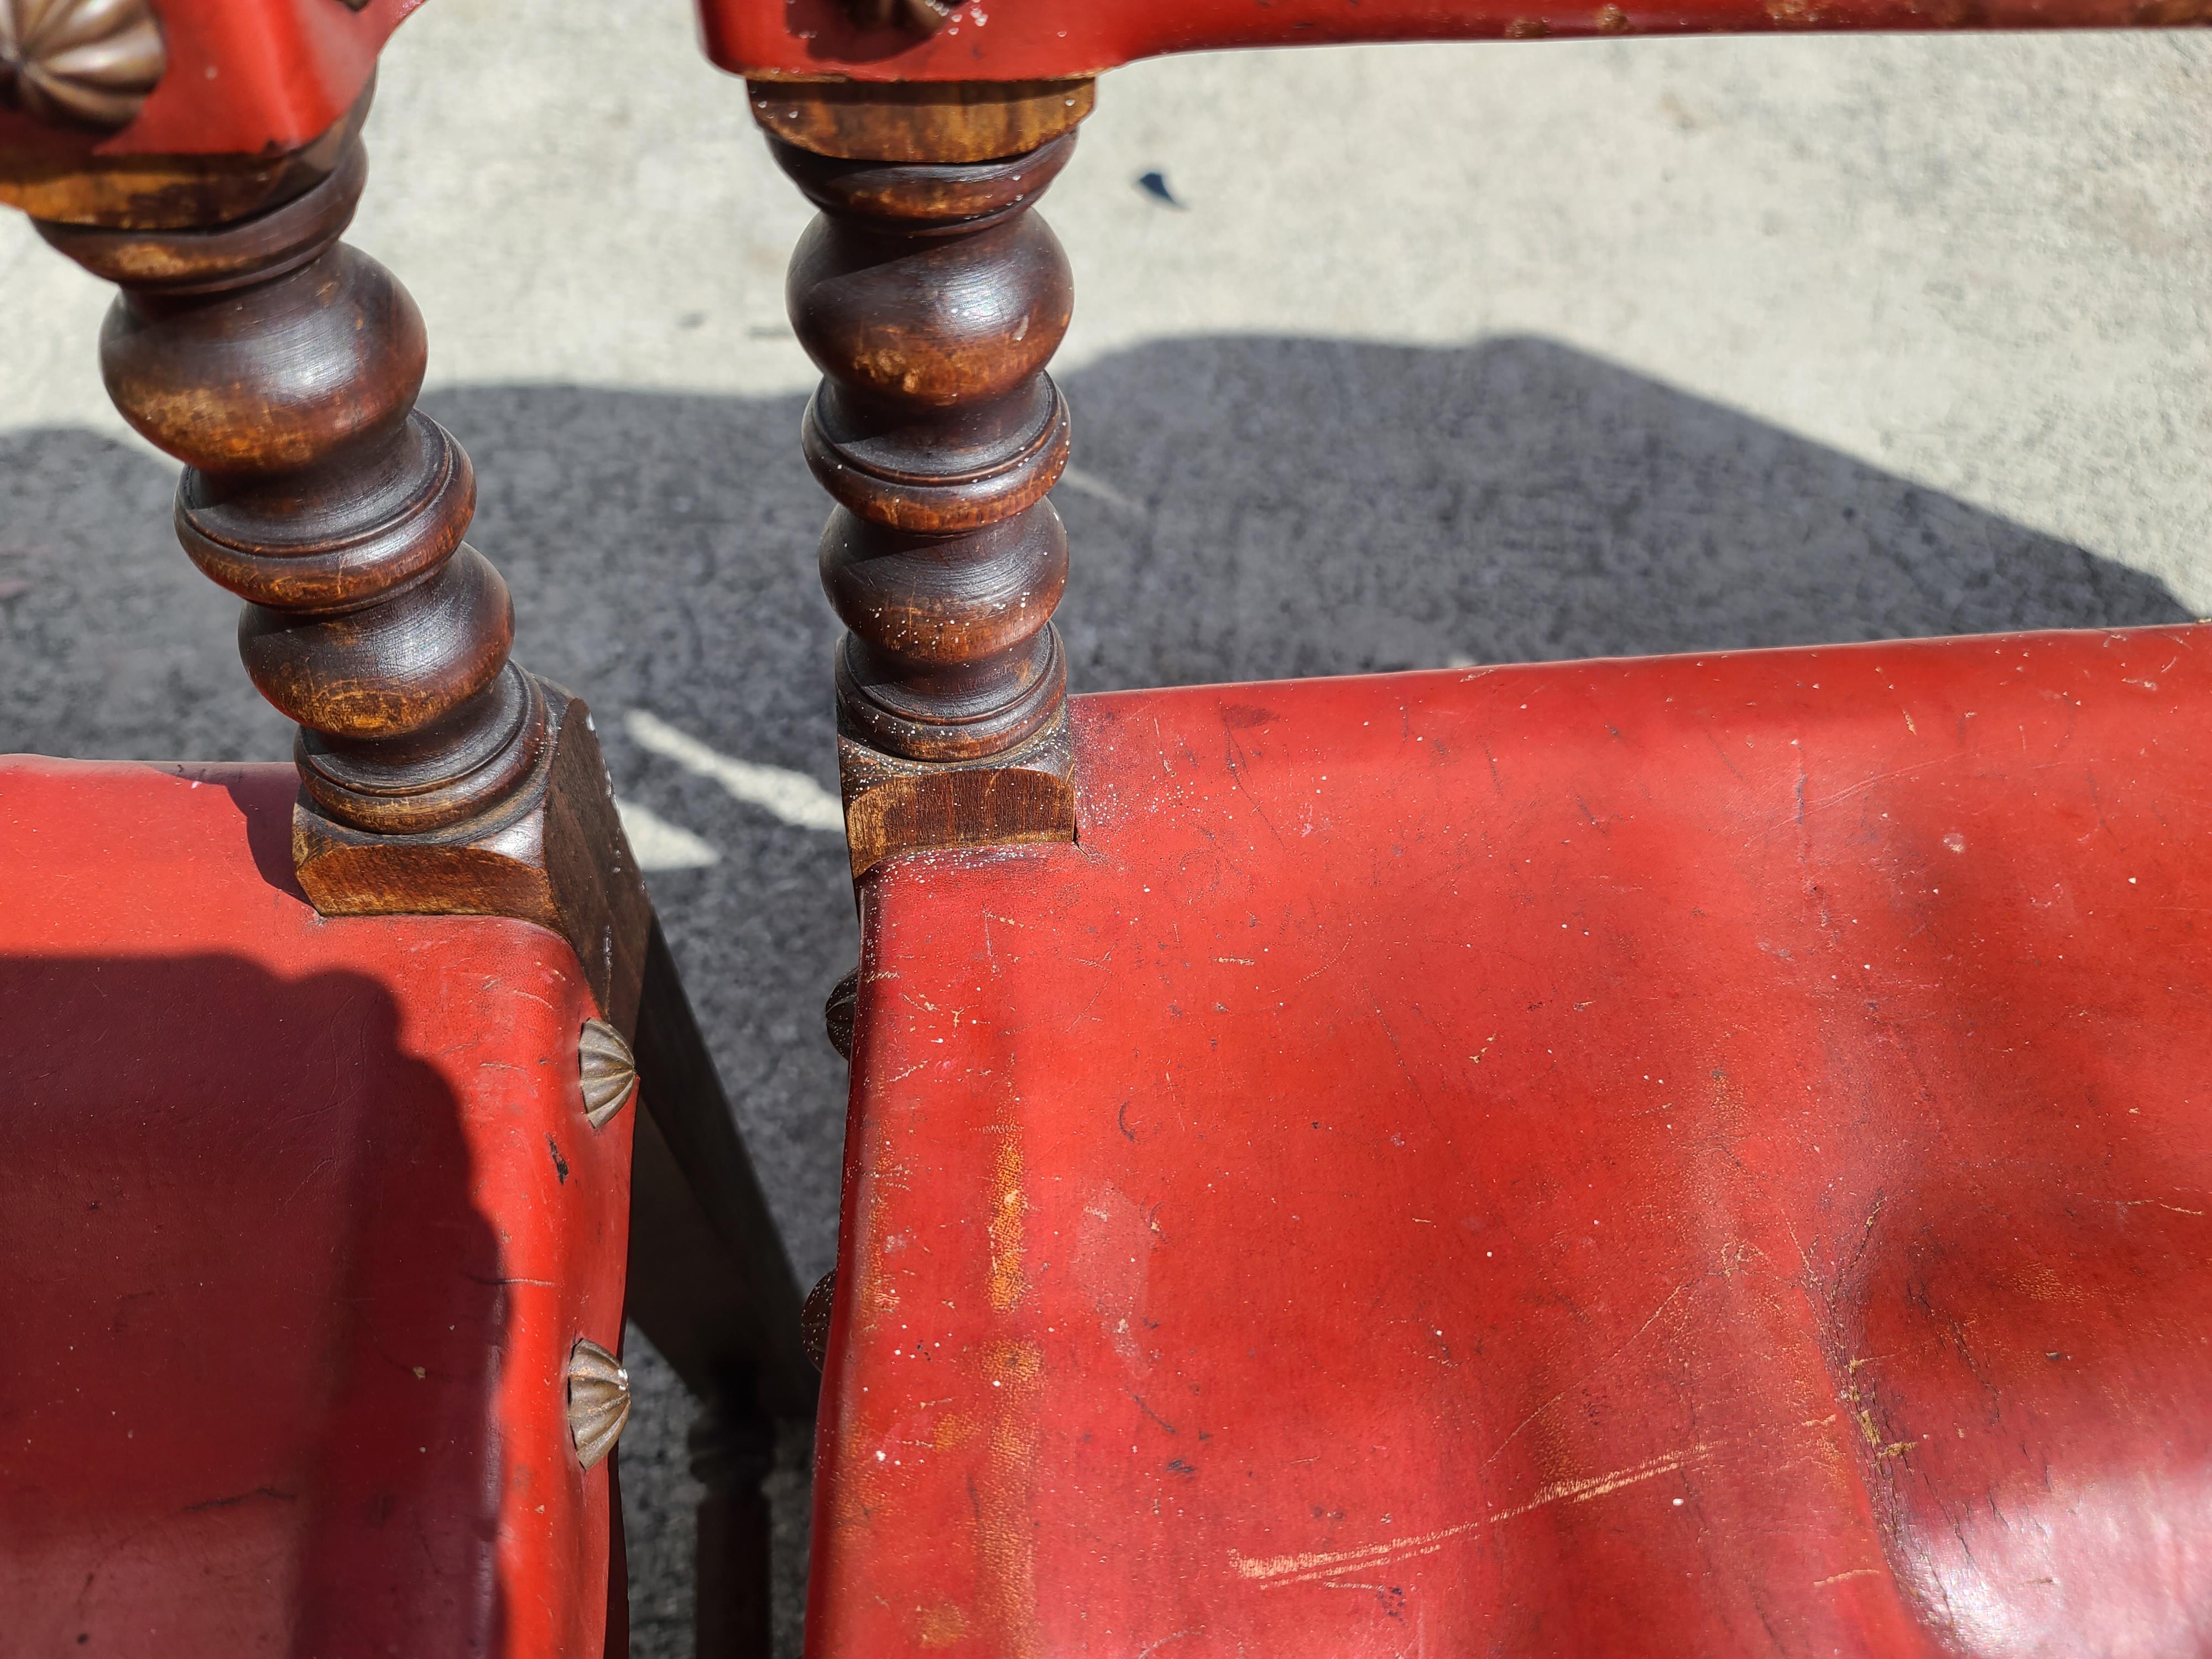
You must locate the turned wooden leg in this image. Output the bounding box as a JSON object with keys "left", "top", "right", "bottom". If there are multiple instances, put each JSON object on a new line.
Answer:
{"left": 759, "top": 81, "right": 1095, "bottom": 878}
{"left": 33, "top": 123, "right": 648, "bottom": 1020}
{"left": 691, "top": 1389, "right": 777, "bottom": 1658}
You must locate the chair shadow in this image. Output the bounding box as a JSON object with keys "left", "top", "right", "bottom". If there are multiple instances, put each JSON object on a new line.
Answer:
{"left": 1055, "top": 335, "right": 2189, "bottom": 686}
{"left": 0, "top": 954, "right": 504, "bottom": 1658}
{"left": 3, "top": 330, "right": 2188, "bottom": 1658}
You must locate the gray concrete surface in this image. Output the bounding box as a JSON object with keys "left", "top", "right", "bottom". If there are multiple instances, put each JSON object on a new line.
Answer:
{"left": 3, "top": 4, "right": 2206, "bottom": 1653}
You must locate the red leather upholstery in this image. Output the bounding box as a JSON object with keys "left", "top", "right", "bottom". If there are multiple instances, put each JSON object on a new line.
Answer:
{"left": 820, "top": 626, "right": 2212, "bottom": 1657}
{"left": 705, "top": 0, "right": 2203, "bottom": 85}
{"left": 1, "top": 759, "right": 628, "bottom": 1657}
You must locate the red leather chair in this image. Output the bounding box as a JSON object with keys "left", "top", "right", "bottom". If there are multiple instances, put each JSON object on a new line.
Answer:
{"left": 2, "top": 7, "right": 810, "bottom": 1655}
{"left": 690, "top": 2, "right": 2212, "bottom": 1655}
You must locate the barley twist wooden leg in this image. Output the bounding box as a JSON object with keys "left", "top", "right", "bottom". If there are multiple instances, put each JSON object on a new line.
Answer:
{"left": 763, "top": 82, "right": 1094, "bottom": 877}
{"left": 43, "top": 139, "right": 542, "bottom": 831}
{"left": 35, "top": 128, "right": 649, "bottom": 1015}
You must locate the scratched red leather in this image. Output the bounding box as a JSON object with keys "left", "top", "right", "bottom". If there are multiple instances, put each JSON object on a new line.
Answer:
{"left": 820, "top": 627, "right": 2212, "bottom": 1658}
{"left": 1, "top": 761, "right": 627, "bottom": 1657}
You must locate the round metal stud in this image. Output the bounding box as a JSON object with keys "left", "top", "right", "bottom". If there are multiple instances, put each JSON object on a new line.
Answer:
{"left": 578, "top": 1016, "right": 637, "bottom": 1129}
{"left": 824, "top": 968, "right": 858, "bottom": 1061}
{"left": 565, "top": 1337, "right": 630, "bottom": 1469}
{"left": 801, "top": 1267, "right": 838, "bottom": 1370}
{"left": 0, "top": 0, "right": 165, "bottom": 131}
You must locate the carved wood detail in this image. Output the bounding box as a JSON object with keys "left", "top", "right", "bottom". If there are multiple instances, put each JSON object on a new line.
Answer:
{"left": 771, "top": 106, "right": 1091, "bottom": 875}
{"left": 34, "top": 128, "right": 652, "bottom": 1019}
{"left": 41, "top": 137, "right": 545, "bottom": 840}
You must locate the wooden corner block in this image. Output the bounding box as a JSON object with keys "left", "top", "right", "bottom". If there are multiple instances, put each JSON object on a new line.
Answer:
{"left": 838, "top": 708, "right": 1076, "bottom": 880}
{"left": 295, "top": 678, "right": 653, "bottom": 1032}
{"left": 746, "top": 76, "right": 1094, "bottom": 164}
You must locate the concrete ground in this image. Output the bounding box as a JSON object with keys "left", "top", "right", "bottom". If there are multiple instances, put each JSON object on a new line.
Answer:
{"left": 3, "top": 3, "right": 2206, "bottom": 1652}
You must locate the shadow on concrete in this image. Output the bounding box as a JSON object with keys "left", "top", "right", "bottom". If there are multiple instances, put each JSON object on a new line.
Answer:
{"left": 2, "top": 326, "right": 2189, "bottom": 1282}
{"left": 2, "top": 332, "right": 2187, "bottom": 1657}
{"left": 4, "top": 331, "right": 2183, "bottom": 1275}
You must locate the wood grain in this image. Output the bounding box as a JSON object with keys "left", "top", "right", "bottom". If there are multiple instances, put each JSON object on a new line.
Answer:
{"left": 748, "top": 76, "right": 1093, "bottom": 164}
{"left": 838, "top": 711, "right": 1077, "bottom": 879}
{"left": 0, "top": 116, "right": 358, "bottom": 228}
{"left": 40, "top": 134, "right": 550, "bottom": 847}
{"left": 772, "top": 106, "right": 1091, "bottom": 873}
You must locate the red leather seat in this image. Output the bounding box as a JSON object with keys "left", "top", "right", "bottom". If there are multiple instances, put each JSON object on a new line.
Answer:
{"left": 2, "top": 760, "right": 629, "bottom": 1656}
{"left": 816, "top": 625, "right": 2212, "bottom": 1656}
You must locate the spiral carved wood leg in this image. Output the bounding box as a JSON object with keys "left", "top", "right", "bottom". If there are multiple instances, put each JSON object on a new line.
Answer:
{"left": 34, "top": 133, "right": 650, "bottom": 1024}
{"left": 764, "top": 82, "right": 1094, "bottom": 879}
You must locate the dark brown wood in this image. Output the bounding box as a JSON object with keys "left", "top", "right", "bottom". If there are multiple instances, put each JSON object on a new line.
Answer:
{"left": 800, "top": 1269, "right": 837, "bottom": 1370}
{"left": 627, "top": 918, "right": 817, "bottom": 1418}
{"left": 770, "top": 95, "right": 1091, "bottom": 876}
{"left": 833, "top": 707, "right": 1076, "bottom": 877}
{"left": 28, "top": 129, "right": 664, "bottom": 986}
{"left": 627, "top": 916, "right": 813, "bottom": 1652}
{"left": 0, "top": 129, "right": 352, "bottom": 230}
{"left": 0, "top": 84, "right": 363, "bottom": 231}
{"left": 595, "top": 924, "right": 814, "bottom": 1652}
{"left": 293, "top": 684, "right": 655, "bottom": 1026}
{"left": 40, "top": 136, "right": 543, "bottom": 839}
{"left": 690, "top": 1397, "right": 776, "bottom": 1659}
{"left": 605, "top": 1449, "right": 633, "bottom": 1659}
{"left": 748, "top": 76, "right": 1092, "bottom": 163}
